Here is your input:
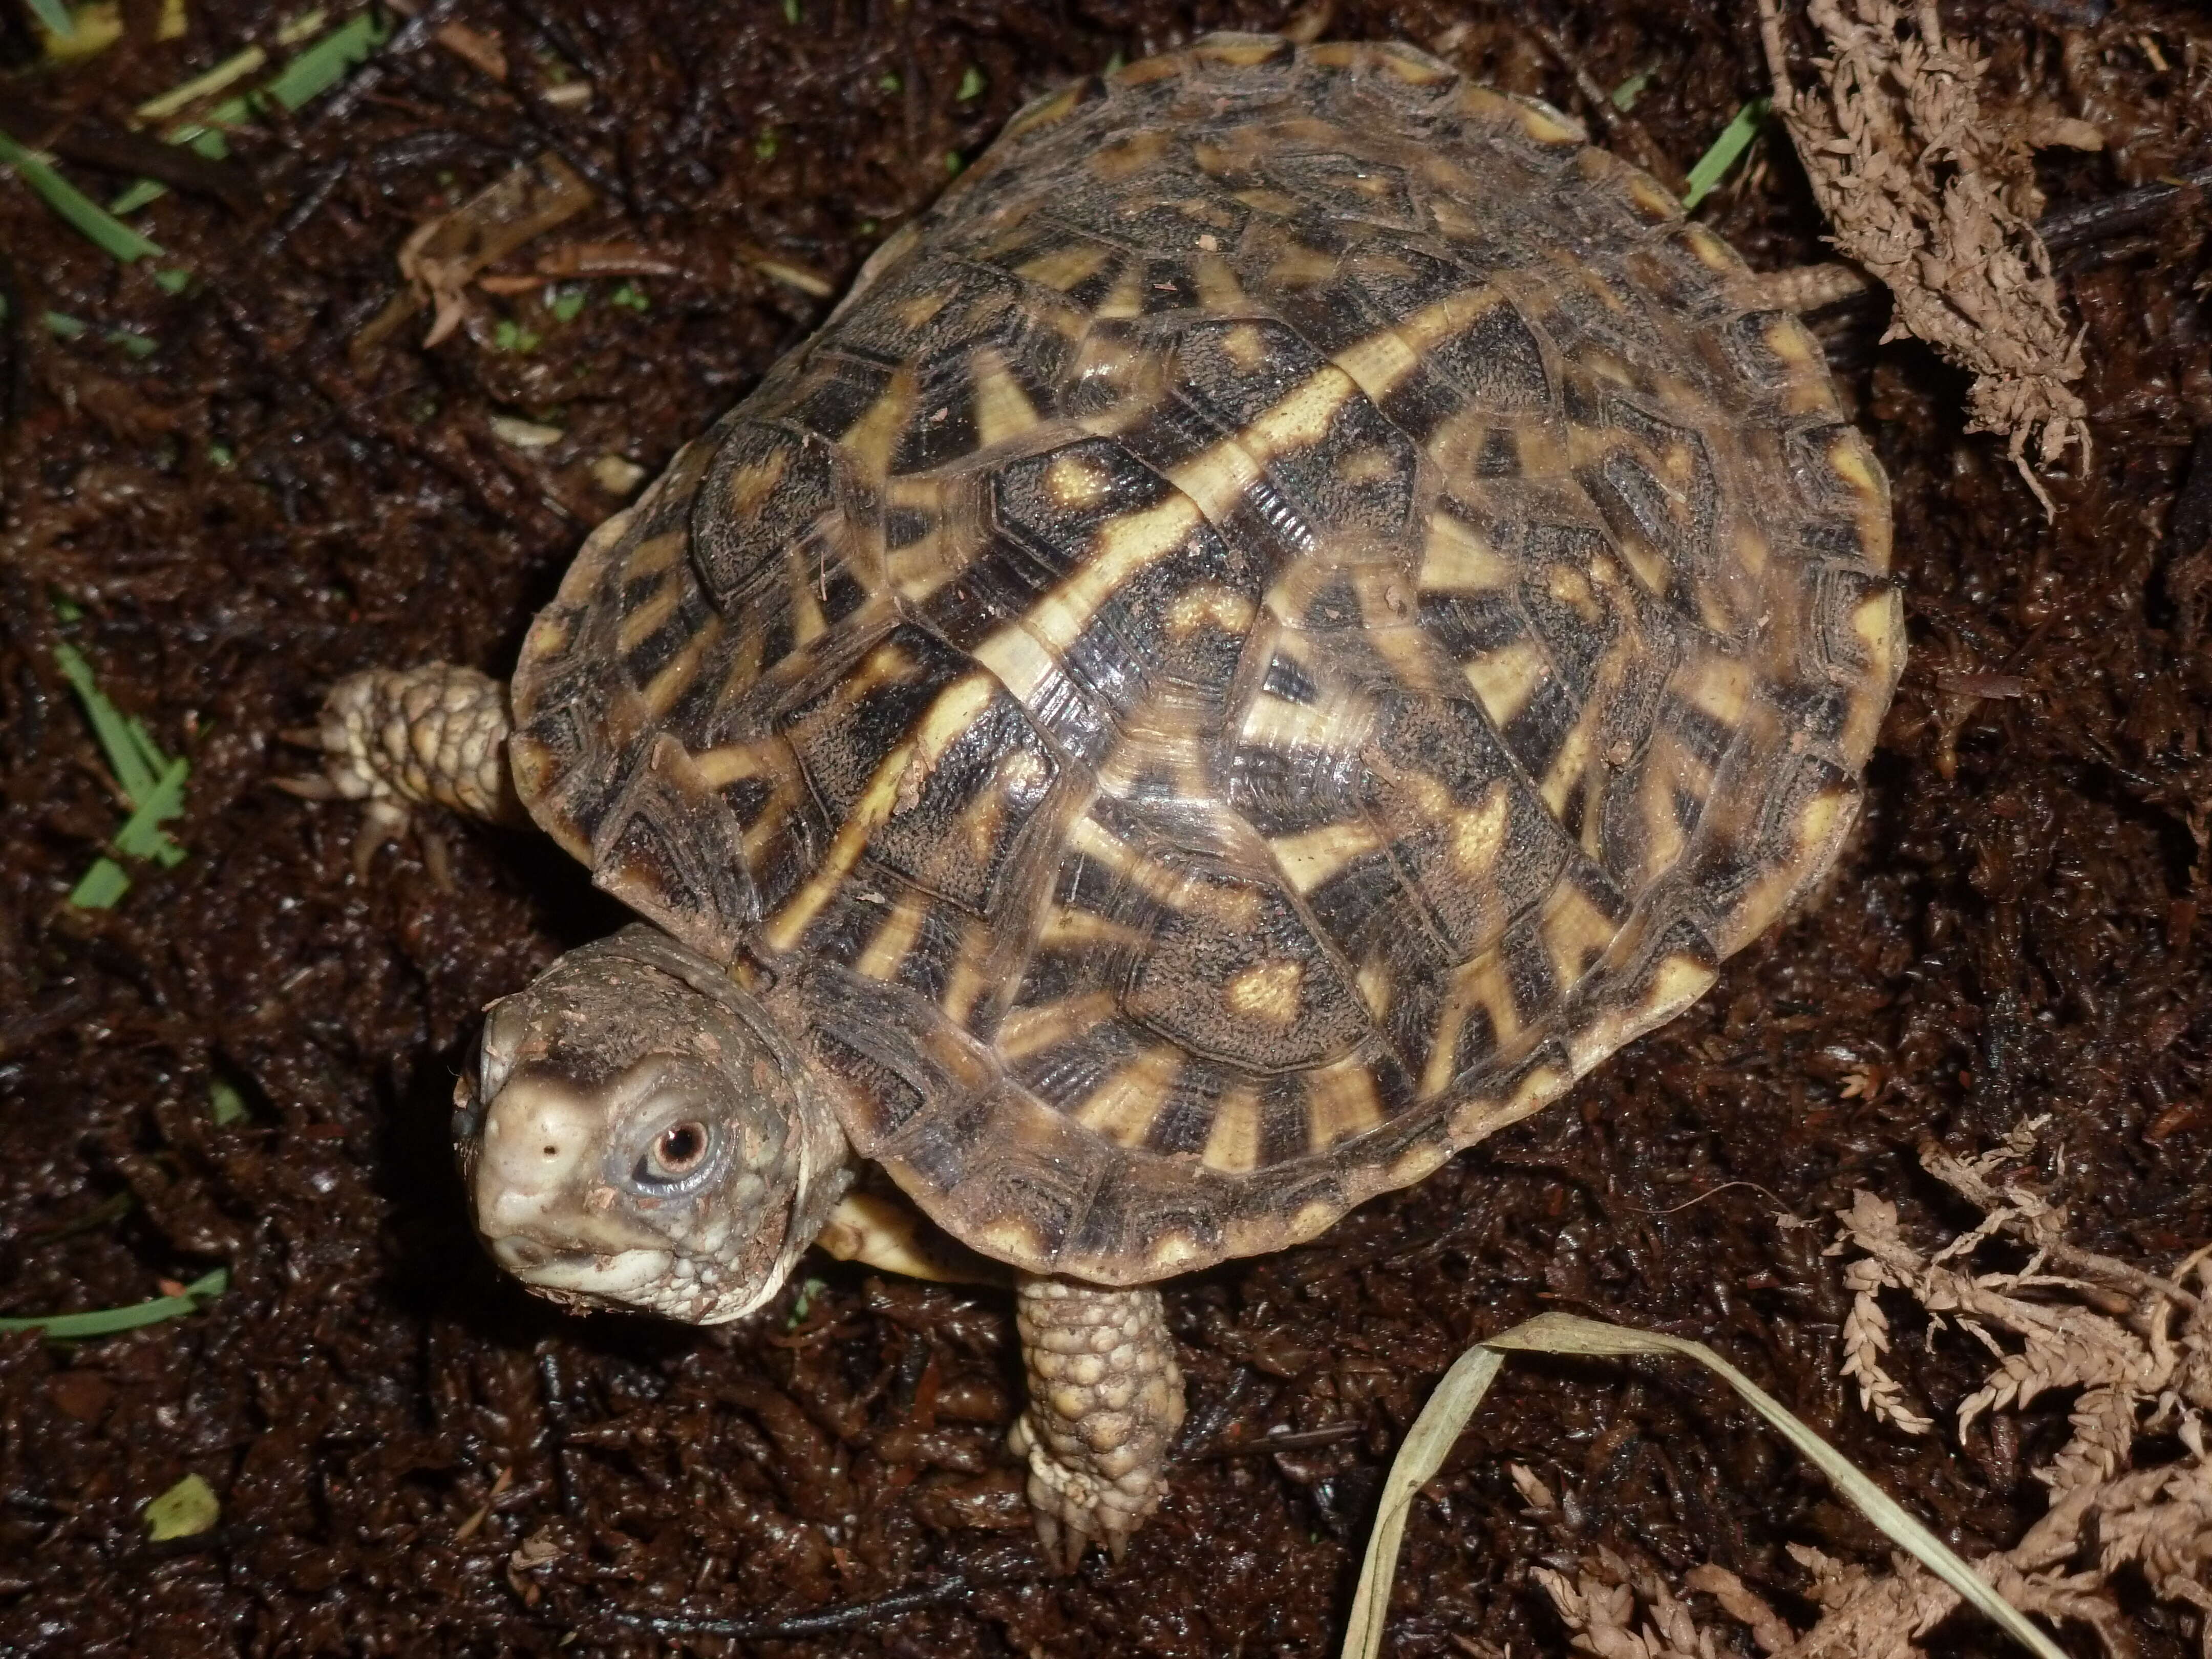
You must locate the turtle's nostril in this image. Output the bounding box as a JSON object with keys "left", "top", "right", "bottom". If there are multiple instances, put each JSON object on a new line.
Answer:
{"left": 476, "top": 1079, "right": 602, "bottom": 1240}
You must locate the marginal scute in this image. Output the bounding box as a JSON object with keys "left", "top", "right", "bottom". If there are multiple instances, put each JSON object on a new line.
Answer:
{"left": 506, "top": 34, "right": 1900, "bottom": 1287}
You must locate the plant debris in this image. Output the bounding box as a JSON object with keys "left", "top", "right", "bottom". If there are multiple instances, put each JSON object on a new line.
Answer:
{"left": 1533, "top": 1124, "right": 2212, "bottom": 1657}
{"left": 143, "top": 1472, "right": 221, "bottom": 1540}
{"left": 0, "top": 1268, "right": 228, "bottom": 1339}
{"left": 355, "top": 150, "right": 594, "bottom": 352}
{"left": 1758, "top": 0, "right": 2098, "bottom": 514}
{"left": 1346, "top": 1312, "right": 2064, "bottom": 1659}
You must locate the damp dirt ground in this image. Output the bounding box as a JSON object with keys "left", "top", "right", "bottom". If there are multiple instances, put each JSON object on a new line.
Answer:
{"left": 2, "top": 2, "right": 2209, "bottom": 1654}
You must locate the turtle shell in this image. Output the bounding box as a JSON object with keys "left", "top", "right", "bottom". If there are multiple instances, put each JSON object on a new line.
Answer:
{"left": 507, "top": 34, "right": 1901, "bottom": 1286}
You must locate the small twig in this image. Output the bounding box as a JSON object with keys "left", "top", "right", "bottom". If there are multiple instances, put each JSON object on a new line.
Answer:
{"left": 1526, "top": 21, "right": 1689, "bottom": 196}
{"left": 1211, "top": 1422, "right": 1366, "bottom": 1458}
{"left": 2039, "top": 163, "right": 2212, "bottom": 256}
{"left": 601, "top": 1574, "right": 970, "bottom": 1639}
{"left": 260, "top": 157, "right": 351, "bottom": 260}
{"left": 318, "top": 0, "right": 464, "bottom": 126}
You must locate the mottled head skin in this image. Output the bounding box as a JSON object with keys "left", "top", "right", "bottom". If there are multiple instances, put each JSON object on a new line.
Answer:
{"left": 456, "top": 925, "right": 851, "bottom": 1324}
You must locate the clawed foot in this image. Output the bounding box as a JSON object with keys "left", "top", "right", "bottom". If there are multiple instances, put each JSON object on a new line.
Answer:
{"left": 274, "top": 663, "right": 521, "bottom": 877}
{"left": 1011, "top": 1277, "right": 1184, "bottom": 1572}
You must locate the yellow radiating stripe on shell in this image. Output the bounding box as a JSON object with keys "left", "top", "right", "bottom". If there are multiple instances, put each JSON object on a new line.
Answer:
{"left": 1331, "top": 286, "right": 1501, "bottom": 402}
{"left": 1037, "top": 907, "right": 1147, "bottom": 950}
{"left": 1269, "top": 818, "right": 1384, "bottom": 894}
{"left": 841, "top": 364, "right": 919, "bottom": 482}
{"left": 1306, "top": 1057, "right": 1384, "bottom": 1152}
{"left": 1073, "top": 1047, "right": 1183, "bottom": 1146}
{"left": 1016, "top": 239, "right": 1114, "bottom": 293}
{"left": 1448, "top": 780, "right": 1511, "bottom": 875}
{"left": 1540, "top": 880, "right": 1615, "bottom": 985}
{"left": 1424, "top": 950, "right": 1519, "bottom": 1097}
{"left": 1193, "top": 252, "right": 1247, "bottom": 313}
{"left": 1462, "top": 639, "right": 1547, "bottom": 729}
{"left": 1200, "top": 1084, "right": 1264, "bottom": 1172}
{"left": 762, "top": 673, "right": 994, "bottom": 952}
{"left": 973, "top": 494, "right": 1202, "bottom": 692}
{"left": 997, "top": 990, "right": 1120, "bottom": 1061}
{"left": 1678, "top": 652, "right": 1753, "bottom": 725}
{"left": 1539, "top": 712, "right": 1596, "bottom": 819}
{"left": 1418, "top": 511, "right": 1513, "bottom": 592}
{"left": 971, "top": 347, "right": 1040, "bottom": 449}
{"left": 642, "top": 614, "right": 724, "bottom": 716}
{"left": 621, "top": 527, "right": 687, "bottom": 582}
{"left": 855, "top": 897, "right": 928, "bottom": 981}
{"left": 1094, "top": 261, "right": 1151, "bottom": 320}
{"left": 616, "top": 576, "right": 684, "bottom": 653}
{"left": 938, "top": 916, "right": 998, "bottom": 1027}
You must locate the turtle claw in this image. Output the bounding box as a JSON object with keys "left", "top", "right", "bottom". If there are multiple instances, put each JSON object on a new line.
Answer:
{"left": 352, "top": 799, "right": 413, "bottom": 880}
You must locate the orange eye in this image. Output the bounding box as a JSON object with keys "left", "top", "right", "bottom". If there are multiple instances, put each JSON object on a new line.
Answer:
{"left": 652, "top": 1121, "right": 710, "bottom": 1178}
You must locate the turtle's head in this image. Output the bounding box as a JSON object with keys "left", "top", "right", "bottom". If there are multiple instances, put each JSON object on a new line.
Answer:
{"left": 456, "top": 925, "right": 850, "bottom": 1324}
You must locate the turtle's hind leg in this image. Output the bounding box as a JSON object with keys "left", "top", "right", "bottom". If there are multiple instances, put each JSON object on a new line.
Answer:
{"left": 1010, "top": 1275, "right": 1184, "bottom": 1571}
{"left": 278, "top": 664, "right": 524, "bottom": 874}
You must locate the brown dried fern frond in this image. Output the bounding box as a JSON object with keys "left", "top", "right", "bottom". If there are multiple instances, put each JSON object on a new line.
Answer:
{"left": 1498, "top": 1126, "right": 2205, "bottom": 1659}
{"left": 1757, "top": 0, "right": 2090, "bottom": 514}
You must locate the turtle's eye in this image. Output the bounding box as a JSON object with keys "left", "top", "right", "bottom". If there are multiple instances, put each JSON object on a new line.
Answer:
{"left": 637, "top": 1119, "right": 713, "bottom": 1186}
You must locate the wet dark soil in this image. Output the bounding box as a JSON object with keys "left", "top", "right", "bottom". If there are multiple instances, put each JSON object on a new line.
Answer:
{"left": 3, "top": 2, "right": 2209, "bottom": 1654}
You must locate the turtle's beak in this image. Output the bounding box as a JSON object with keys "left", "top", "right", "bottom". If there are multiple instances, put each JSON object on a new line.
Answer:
{"left": 472, "top": 1074, "right": 665, "bottom": 1272}
{"left": 474, "top": 1075, "right": 604, "bottom": 1240}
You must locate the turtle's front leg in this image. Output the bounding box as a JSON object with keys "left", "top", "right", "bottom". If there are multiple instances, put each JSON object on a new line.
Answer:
{"left": 280, "top": 663, "right": 525, "bottom": 870}
{"left": 1009, "top": 1274, "right": 1184, "bottom": 1571}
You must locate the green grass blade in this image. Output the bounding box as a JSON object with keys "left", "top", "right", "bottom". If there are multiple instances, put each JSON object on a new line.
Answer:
{"left": 263, "top": 12, "right": 388, "bottom": 113}
{"left": 109, "top": 179, "right": 167, "bottom": 216}
{"left": 0, "top": 129, "right": 163, "bottom": 262}
{"left": 136, "top": 43, "right": 270, "bottom": 121}
{"left": 1682, "top": 97, "right": 1769, "bottom": 209}
{"left": 25, "top": 0, "right": 74, "bottom": 36}
{"left": 121, "top": 715, "right": 170, "bottom": 792}
{"left": 54, "top": 645, "right": 188, "bottom": 896}
{"left": 68, "top": 856, "right": 131, "bottom": 908}
{"left": 111, "top": 753, "right": 189, "bottom": 865}
{"left": 118, "top": 12, "right": 369, "bottom": 213}
{"left": 209, "top": 1078, "right": 250, "bottom": 1126}
{"left": 54, "top": 643, "right": 162, "bottom": 801}
{"left": 0, "top": 1267, "right": 228, "bottom": 1338}
{"left": 1610, "top": 70, "right": 1653, "bottom": 113}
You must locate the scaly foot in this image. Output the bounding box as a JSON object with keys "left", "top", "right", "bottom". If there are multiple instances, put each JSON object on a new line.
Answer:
{"left": 1010, "top": 1275, "right": 1184, "bottom": 1571}
{"left": 278, "top": 663, "right": 523, "bottom": 872}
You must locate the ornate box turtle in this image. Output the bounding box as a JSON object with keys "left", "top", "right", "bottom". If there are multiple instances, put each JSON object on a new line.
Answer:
{"left": 301, "top": 34, "right": 1901, "bottom": 1564}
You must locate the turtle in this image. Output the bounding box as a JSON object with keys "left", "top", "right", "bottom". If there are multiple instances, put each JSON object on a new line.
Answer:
{"left": 296, "top": 33, "right": 1901, "bottom": 1566}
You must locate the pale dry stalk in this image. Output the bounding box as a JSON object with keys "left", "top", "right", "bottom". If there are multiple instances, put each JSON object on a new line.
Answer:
{"left": 1546, "top": 1123, "right": 2210, "bottom": 1657}
{"left": 1757, "top": 0, "right": 2090, "bottom": 513}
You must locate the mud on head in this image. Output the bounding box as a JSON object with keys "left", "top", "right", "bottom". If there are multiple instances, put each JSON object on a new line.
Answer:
{"left": 454, "top": 925, "right": 849, "bottom": 1324}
